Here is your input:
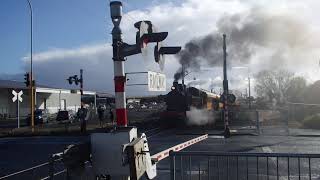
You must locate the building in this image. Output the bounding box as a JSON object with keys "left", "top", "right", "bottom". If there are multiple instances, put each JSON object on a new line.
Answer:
{"left": 0, "top": 80, "right": 96, "bottom": 118}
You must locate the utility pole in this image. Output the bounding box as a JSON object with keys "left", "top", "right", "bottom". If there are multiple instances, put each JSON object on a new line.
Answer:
{"left": 26, "top": 0, "right": 35, "bottom": 131}
{"left": 222, "top": 34, "right": 230, "bottom": 138}
{"left": 80, "top": 69, "right": 84, "bottom": 104}
{"left": 248, "top": 76, "right": 251, "bottom": 109}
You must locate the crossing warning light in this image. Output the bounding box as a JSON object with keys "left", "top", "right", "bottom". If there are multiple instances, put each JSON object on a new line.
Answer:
{"left": 67, "top": 77, "right": 73, "bottom": 85}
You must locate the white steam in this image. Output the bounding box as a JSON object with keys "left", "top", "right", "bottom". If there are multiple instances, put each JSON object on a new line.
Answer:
{"left": 186, "top": 107, "right": 215, "bottom": 126}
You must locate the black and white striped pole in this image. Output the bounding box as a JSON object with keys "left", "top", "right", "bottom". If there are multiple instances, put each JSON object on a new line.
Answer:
{"left": 223, "top": 34, "right": 231, "bottom": 138}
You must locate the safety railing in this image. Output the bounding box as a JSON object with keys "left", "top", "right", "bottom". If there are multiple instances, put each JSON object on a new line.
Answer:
{"left": 170, "top": 151, "right": 320, "bottom": 180}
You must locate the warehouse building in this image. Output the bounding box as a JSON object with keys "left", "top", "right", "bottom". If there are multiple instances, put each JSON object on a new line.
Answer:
{"left": 0, "top": 80, "right": 96, "bottom": 118}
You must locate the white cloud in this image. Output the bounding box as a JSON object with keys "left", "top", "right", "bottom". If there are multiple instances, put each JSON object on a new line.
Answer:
{"left": 20, "top": 0, "right": 320, "bottom": 96}
{"left": 23, "top": 44, "right": 110, "bottom": 62}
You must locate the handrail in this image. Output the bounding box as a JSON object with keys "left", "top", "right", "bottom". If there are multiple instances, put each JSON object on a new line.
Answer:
{"left": 170, "top": 151, "right": 320, "bottom": 158}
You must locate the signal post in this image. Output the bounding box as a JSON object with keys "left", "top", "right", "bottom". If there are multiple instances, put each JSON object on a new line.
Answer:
{"left": 222, "top": 34, "right": 231, "bottom": 138}
{"left": 110, "top": 2, "right": 180, "bottom": 127}
{"left": 88, "top": 1, "right": 181, "bottom": 179}
{"left": 110, "top": 2, "right": 127, "bottom": 126}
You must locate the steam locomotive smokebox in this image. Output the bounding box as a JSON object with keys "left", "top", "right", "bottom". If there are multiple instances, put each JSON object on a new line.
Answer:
{"left": 91, "top": 127, "right": 137, "bottom": 177}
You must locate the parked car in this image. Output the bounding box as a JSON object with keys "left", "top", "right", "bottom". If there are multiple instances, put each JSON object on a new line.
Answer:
{"left": 56, "top": 110, "right": 76, "bottom": 123}
{"left": 56, "top": 110, "right": 69, "bottom": 121}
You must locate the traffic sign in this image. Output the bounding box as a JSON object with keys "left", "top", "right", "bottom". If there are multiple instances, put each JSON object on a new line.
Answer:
{"left": 147, "top": 71, "right": 166, "bottom": 91}
{"left": 12, "top": 90, "right": 23, "bottom": 128}
{"left": 12, "top": 90, "right": 23, "bottom": 102}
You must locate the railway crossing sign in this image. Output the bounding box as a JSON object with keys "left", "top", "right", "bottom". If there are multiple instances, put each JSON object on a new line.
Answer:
{"left": 148, "top": 71, "right": 166, "bottom": 91}
{"left": 12, "top": 90, "right": 23, "bottom": 128}
{"left": 12, "top": 90, "right": 23, "bottom": 102}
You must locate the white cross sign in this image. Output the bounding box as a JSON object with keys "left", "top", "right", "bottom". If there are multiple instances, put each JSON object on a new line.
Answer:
{"left": 12, "top": 90, "right": 23, "bottom": 102}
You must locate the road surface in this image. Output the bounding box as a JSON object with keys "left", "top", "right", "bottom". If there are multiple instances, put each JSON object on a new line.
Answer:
{"left": 1, "top": 127, "right": 320, "bottom": 179}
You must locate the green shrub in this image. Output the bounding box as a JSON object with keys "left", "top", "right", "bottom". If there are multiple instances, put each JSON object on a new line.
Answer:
{"left": 302, "top": 114, "right": 320, "bottom": 129}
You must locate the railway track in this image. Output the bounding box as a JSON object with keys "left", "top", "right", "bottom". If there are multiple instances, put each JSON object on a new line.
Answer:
{"left": 142, "top": 127, "right": 170, "bottom": 138}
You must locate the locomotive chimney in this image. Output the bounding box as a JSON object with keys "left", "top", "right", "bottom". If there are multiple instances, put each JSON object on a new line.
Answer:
{"left": 172, "top": 81, "right": 179, "bottom": 90}
{"left": 182, "top": 64, "right": 185, "bottom": 90}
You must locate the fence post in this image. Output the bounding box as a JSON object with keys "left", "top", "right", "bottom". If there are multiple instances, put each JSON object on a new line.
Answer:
{"left": 256, "top": 110, "right": 260, "bottom": 135}
{"left": 170, "top": 150, "right": 176, "bottom": 180}
{"left": 49, "top": 155, "right": 54, "bottom": 180}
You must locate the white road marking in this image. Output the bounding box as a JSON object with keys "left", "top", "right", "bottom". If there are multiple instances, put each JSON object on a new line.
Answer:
{"left": 262, "top": 146, "right": 273, "bottom": 153}
{"left": 208, "top": 135, "right": 224, "bottom": 139}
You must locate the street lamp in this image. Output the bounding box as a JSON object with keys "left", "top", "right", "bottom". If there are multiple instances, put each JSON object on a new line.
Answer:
{"left": 26, "top": 0, "right": 35, "bottom": 129}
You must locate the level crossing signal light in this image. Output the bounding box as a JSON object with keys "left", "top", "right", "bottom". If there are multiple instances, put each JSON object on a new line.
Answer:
{"left": 220, "top": 93, "right": 236, "bottom": 104}
{"left": 67, "top": 77, "right": 73, "bottom": 85}
{"left": 66, "top": 75, "right": 81, "bottom": 85}
{"left": 24, "top": 72, "right": 30, "bottom": 87}
{"left": 135, "top": 21, "right": 181, "bottom": 70}
{"left": 110, "top": 1, "right": 181, "bottom": 127}
{"left": 112, "top": 20, "right": 182, "bottom": 70}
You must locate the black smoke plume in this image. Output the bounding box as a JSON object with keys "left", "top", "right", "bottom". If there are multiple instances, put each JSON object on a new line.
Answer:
{"left": 174, "top": 8, "right": 309, "bottom": 81}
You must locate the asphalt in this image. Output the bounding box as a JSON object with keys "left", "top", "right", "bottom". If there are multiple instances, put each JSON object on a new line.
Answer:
{"left": 154, "top": 127, "right": 320, "bottom": 180}
{"left": 0, "top": 136, "right": 88, "bottom": 178}
{"left": 1, "top": 126, "right": 320, "bottom": 179}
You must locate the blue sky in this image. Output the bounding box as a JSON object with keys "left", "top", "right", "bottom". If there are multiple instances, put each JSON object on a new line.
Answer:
{"left": 0, "top": 0, "right": 176, "bottom": 75}
{"left": 0, "top": 0, "right": 319, "bottom": 95}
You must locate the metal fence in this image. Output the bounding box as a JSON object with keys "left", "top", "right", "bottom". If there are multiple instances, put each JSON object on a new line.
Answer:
{"left": 288, "top": 103, "right": 320, "bottom": 130}
{"left": 256, "top": 103, "right": 320, "bottom": 136}
{"left": 170, "top": 151, "right": 320, "bottom": 180}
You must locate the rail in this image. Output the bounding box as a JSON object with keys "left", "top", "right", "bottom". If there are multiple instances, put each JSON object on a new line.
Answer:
{"left": 0, "top": 153, "right": 64, "bottom": 180}
{"left": 169, "top": 151, "right": 320, "bottom": 180}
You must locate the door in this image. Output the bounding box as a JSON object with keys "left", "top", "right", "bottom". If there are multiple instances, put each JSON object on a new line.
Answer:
{"left": 60, "top": 99, "right": 66, "bottom": 110}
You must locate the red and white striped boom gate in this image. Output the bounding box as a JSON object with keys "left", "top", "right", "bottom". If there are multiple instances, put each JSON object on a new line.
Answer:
{"left": 151, "top": 134, "right": 208, "bottom": 162}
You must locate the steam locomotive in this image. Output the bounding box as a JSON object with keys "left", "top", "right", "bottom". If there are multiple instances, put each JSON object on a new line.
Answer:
{"left": 161, "top": 82, "right": 223, "bottom": 125}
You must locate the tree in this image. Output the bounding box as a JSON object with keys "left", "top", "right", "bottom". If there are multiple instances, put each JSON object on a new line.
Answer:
{"left": 254, "top": 69, "right": 294, "bottom": 105}
{"left": 304, "top": 80, "right": 320, "bottom": 104}
{"left": 286, "top": 76, "right": 307, "bottom": 102}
